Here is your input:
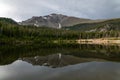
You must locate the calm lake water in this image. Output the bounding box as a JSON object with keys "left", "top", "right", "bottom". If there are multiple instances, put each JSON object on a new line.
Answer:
{"left": 0, "top": 44, "right": 120, "bottom": 80}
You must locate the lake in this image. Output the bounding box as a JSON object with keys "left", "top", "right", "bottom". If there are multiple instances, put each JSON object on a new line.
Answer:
{"left": 0, "top": 44, "right": 120, "bottom": 80}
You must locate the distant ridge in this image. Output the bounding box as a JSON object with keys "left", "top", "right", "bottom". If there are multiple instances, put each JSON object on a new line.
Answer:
{"left": 1, "top": 14, "right": 120, "bottom": 32}
{"left": 0, "top": 17, "right": 18, "bottom": 25}
{"left": 19, "top": 13, "right": 92, "bottom": 28}
{"left": 64, "top": 18, "right": 120, "bottom": 32}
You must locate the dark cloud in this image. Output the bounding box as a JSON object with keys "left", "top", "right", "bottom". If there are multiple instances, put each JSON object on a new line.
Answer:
{"left": 0, "top": 0, "right": 120, "bottom": 21}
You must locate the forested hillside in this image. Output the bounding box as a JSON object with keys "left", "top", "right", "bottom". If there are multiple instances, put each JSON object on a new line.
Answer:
{"left": 0, "top": 18, "right": 120, "bottom": 39}
{"left": 64, "top": 18, "right": 120, "bottom": 32}
{"left": 0, "top": 17, "right": 18, "bottom": 25}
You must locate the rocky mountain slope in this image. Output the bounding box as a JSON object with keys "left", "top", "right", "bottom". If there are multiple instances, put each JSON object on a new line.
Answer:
{"left": 19, "top": 13, "right": 92, "bottom": 28}
{"left": 1, "top": 14, "right": 120, "bottom": 32}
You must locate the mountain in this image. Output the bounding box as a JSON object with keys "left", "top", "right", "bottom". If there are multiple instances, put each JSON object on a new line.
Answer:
{"left": 64, "top": 18, "right": 120, "bottom": 32}
{"left": 19, "top": 13, "right": 92, "bottom": 28}
{"left": 0, "top": 17, "right": 18, "bottom": 25}
{"left": 1, "top": 14, "right": 120, "bottom": 32}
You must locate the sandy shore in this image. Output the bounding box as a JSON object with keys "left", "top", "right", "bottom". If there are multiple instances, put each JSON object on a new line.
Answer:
{"left": 77, "top": 38, "right": 120, "bottom": 45}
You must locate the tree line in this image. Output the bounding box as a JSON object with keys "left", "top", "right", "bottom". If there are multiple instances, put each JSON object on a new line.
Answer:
{"left": 0, "top": 21, "right": 120, "bottom": 40}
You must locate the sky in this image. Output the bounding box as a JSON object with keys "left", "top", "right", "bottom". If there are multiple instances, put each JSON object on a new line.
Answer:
{"left": 0, "top": 0, "right": 120, "bottom": 21}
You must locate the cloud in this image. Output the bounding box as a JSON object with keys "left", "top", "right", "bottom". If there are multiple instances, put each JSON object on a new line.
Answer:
{"left": 0, "top": 0, "right": 120, "bottom": 21}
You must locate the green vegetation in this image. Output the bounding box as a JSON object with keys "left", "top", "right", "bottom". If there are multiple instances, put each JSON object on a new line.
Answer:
{"left": 0, "top": 18, "right": 120, "bottom": 65}
{"left": 0, "top": 17, "right": 120, "bottom": 47}
{"left": 64, "top": 18, "right": 120, "bottom": 31}
{"left": 0, "top": 44, "right": 120, "bottom": 65}
{"left": 0, "top": 17, "right": 18, "bottom": 25}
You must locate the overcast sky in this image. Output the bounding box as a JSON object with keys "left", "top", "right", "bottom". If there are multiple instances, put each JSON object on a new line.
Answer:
{"left": 0, "top": 0, "right": 120, "bottom": 21}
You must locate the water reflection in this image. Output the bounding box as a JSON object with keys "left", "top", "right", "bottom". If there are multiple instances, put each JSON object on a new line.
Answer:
{"left": 21, "top": 54, "right": 106, "bottom": 68}
{"left": 0, "top": 44, "right": 120, "bottom": 80}
{"left": 0, "top": 60, "right": 120, "bottom": 80}
{"left": 0, "top": 44, "right": 120, "bottom": 65}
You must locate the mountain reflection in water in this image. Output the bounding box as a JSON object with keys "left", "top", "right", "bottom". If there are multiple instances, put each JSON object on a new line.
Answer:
{"left": 1, "top": 44, "right": 120, "bottom": 65}
{"left": 20, "top": 54, "right": 106, "bottom": 68}
{"left": 0, "top": 44, "right": 120, "bottom": 80}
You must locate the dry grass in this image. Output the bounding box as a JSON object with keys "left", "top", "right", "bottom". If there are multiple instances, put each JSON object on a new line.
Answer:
{"left": 77, "top": 38, "right": 120, "bottom": 45}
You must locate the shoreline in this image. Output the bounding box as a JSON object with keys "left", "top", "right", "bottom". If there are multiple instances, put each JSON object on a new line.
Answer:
{"left": 77, "top": 38, "right": 120, "bottom": 45}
